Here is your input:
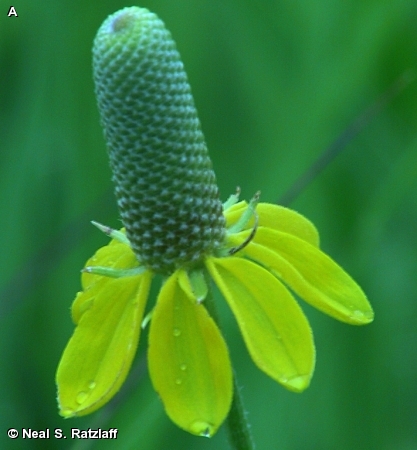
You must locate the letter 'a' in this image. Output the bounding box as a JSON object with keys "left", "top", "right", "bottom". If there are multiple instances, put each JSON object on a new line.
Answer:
{"left": 8, "top": 7, "right": 18, "bottom": 17}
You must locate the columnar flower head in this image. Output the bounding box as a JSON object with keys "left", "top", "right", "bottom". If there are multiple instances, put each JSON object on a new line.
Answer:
{"left": 56, "top": 7, "right": 374, "bottom": 438}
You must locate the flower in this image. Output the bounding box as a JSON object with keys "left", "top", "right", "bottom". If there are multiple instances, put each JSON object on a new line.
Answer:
{"left": 56, "top": 6, "right": 374, "bottom": 438}
{"left": 56, "top": 190, "right": 373, "bottom": 437}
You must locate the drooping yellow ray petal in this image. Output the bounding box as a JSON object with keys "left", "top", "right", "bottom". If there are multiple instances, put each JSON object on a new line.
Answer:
{"left": 233, "top": 227, "right": 374, "bottom": 325}
{"left": 73, "top": 235, "right": 138, "bottom": 324}
{"left": 82, "top": 234, "right": 135, "bottom": 282}
{"left": 206, "top": 257, "right": 315, "bottom": 393}
{"left": 56, "top": 270, "right": 152, "bottom": 417}
{"left": 225, "top": 201, "right": 319, "bottom": 246}
{"left": 148, "top": 271, "right": 233, "bottom": 437}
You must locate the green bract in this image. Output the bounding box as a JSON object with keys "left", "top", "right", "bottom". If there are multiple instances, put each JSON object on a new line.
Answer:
{"left": 56, "top": 6, "right": 374, "bottom": 438}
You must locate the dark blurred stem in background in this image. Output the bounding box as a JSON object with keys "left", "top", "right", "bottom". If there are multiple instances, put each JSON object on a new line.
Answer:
{"left": 278, "top": 69, "right": 415, "bottom": 207}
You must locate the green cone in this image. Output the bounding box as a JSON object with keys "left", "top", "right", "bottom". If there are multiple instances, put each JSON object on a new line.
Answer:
{"left": 93, "top": 7, "right": 225, "bottom": 274}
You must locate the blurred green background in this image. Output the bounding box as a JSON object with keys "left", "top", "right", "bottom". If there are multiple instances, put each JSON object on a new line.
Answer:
{"left": 1, "top": 0, "right": 417, "bottom": 449}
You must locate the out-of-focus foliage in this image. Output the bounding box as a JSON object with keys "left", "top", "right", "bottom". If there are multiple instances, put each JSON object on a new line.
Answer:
{"left": 1, "top": 1, "right": 416, "bottom": 449}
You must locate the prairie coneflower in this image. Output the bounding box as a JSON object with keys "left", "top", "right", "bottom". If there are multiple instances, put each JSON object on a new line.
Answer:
{"left": 56, "top": 7, "right": 374, "bottom": 438}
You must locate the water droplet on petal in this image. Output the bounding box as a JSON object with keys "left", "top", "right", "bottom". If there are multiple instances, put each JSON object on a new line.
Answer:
{"left": 363, "top": 310, "right": 374, "bottom": 320}
{"left": 350, "top": 309, "right": 374, "bottom": 323}
{"left": 200, "top": 428, "right": 211, "bottom": 438}
{"left": 180, "top": 364, "right": 187, "bottom": 371}
{"left": 88, "top": 381, "right": 96, "bottom": 390}
{"left": 175, "top": 378, "right": 182, "bottom": 385}
{"left": 173, "top": 328, "right": 181, "bottom": 337}
{"left": 76, "top": 391, "right": 88, "bottom": 404}
{"left": 60, "top": 407, "right": 75, "bottom": 418}
{"left": 190, "top": 421, "right": 213, "bottom": 437}
{"left": 283, "top": 374, "right": 310, "bottom": 392}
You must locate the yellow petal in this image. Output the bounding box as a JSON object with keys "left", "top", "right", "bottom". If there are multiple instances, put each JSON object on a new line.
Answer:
{"left": 225, "top": 201, "right": 319, "bottom": 246}
{"left": 73, "top": 237, "right": 138, "bottom": 324}
{"left": 81, "top": 234, "right": 136, "bottom": 290}
{"left": 236, "top": 227, "right": 374, "bottom": 325}
{"left": 206, "top": 257, "right": 315, "bottom": 393}
{"left": 148, "top": 271, "right": 233, "bottom": 437}
{"left": 56, "top": 270, "right": 152, "bottom": 417}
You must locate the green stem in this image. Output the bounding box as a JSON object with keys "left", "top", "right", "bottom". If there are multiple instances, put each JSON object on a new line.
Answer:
{"left": 226, "top": 374, "right": 255, "bottom": 450}
{"left": 203, "top": 270, "right": 255, "bottom": 450}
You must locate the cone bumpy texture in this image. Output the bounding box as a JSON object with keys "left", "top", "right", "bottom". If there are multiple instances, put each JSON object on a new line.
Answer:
{"left": 93, "top": 7, "right": 225, "bottom": 274}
